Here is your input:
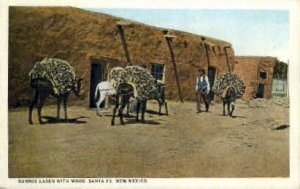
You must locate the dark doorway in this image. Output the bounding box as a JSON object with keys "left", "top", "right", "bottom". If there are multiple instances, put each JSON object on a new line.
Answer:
{"left": 90, "top": 63, "right": 103, "bottom": 108}
{"left": 207, "top": 66, "right": 216, "bottom": 101}
{"left": 89, "top": 57, "right": 120, "bottom": 108}
{"left": 256, "top": 84, "right": 265, "bottom": 98}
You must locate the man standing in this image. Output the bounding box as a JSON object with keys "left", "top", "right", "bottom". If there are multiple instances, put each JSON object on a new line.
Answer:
{"left": 196, "top": 68, "right": 210, "bottom": 113}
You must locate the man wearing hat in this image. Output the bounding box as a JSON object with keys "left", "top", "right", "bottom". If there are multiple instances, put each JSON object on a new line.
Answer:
{"left": 195, "top": 68, "right": 210, "bottom": 113}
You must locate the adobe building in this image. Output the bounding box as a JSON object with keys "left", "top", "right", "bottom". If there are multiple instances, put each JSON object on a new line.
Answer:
{"left": 234, "top": 56, "right": 278, "bottom": 99}
{"left": 9, "top": 7, "right": 236, "bottom": 107}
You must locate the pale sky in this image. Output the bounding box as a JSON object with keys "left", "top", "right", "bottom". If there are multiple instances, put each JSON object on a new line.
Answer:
{"left": 87, "top": 8, "right": 289, "bottom": 62}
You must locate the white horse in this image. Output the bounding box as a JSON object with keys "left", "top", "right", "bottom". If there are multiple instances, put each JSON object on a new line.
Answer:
{"left": 94, "top": 81, "right": 116, "bottom": 116}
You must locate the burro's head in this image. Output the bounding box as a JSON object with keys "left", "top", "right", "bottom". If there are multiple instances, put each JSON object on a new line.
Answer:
{"left": 72, "top": 74, "right": 85, "bottom": 97}
{"left": 148, "top": 81, "right": 164, "bottom": 105}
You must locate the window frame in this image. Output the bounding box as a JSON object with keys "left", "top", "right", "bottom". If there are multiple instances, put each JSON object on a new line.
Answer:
{"left": 150, "top": 63, "right": 165, "bottom": 82}
{"left": 259, "top": 70, "right": 267, "bottom": 80}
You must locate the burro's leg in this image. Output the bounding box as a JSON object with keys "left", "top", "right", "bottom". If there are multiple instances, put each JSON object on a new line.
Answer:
{"left": 111, "top": 95, "right": 119, "bottom": 126}
{"left": 158, "top": 101, "right": 162, "bottom": 115}
{"left": 230, "top": 101, "right": 235, "bottom": 117}
{"left": 37, "top": 93, "right": 47, "bottom": 124}
{"left": 141, "top": 100, "right": 147, "bottom": 122}
{"left": 227, "top": 101, "right": 230, "bottom": 116}
{"left": 63, "top": 95, "right": 69, "bottom": 121}
{"left": 126, "top": 102, "right": 130, "bottom": 117}
{"left": 222, "top": 100, "right": 226, "bottom": 116}
{"left": 136, "top": 100, "right": 140, "bottom": 122}
{"left": 57, "top": 97, "right": 62, "bottom": 120}
{"left": 96, "top": 93, "right": 105, "bottom": 116}
{"left": 29, "top": 90, "right": 38, "bottom": 124}
{"left": 119, "top": 102, "right": 127, "bottom": 125}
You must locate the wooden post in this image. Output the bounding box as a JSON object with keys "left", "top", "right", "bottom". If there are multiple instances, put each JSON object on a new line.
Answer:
{"left": 117, "top": 21, "right": 132, "bottom": 66}
{"left": 204, "top": 43, "right": 211, "bottom": 70}
{"left": 164, "top": 34, "right": 183, "bottom": 103}
{"left": 224, "top": 46, "right": 231, "bottom": 72}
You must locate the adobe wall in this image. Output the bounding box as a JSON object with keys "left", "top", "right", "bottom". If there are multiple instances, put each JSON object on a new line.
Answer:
{"left": 9, "top": 7, "right": 235, "bottom": 107}
{"left": 234, "top": 56, "right": 277, "bottom": 99}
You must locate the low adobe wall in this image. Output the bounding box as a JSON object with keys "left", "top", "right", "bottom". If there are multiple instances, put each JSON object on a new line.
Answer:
{"left": 234, "top": 56, "right": 277, "bottom": 99}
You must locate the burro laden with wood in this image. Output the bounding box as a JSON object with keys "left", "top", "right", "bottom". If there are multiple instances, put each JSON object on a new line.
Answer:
{"left": 28, "top": 57, "right": 85, "bottom": 124}
{"left": 109, "top": 66, "right": 166, "bottom": 125}
{"left": 212, "top": 72, "right": 246, "bottom": 117}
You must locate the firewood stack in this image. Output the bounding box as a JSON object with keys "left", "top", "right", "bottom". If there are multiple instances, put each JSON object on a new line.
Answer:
{"left": 212, "top": 72, "right": 246, "bottom": 98}
{"left": 109, "top": 66, "right": 157, "bottom": 100}
{"left": 29, "top": 58, "right": 76, "bottom": 95}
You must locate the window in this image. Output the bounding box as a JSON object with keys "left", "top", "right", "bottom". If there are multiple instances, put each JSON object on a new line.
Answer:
{"left": 151, "top": 63, "right": 165, "bottom": 81}
{"left": 259, "top": 71, "right": 267, "bottom": 79}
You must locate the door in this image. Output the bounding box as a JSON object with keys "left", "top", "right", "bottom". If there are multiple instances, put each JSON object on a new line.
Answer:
{"left": 89, "top": 57, "right": 120, "bottom": 108}
{"left": 256, "top": 84, "right": 265, "bottom": 98}
{"left": 90, "top": 63, "right": 103, "bottom": 108}
{"left": 207, "top": 67, "right": 216, "bottom": 101}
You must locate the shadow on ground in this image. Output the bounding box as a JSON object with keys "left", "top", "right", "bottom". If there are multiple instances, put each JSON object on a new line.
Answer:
{"left": 41, "top": 116, "right": 88, "bottom": 124}
{"left": 272, "top": 124, "right": 289, "bottom": 130}
{"left": 217, "top": 114, "right": 247, "bottom": 119}
{"left": 122, "top": 118, "right": 161, "bottom": 126}
{"left": 231, "top": 115, "right": 247, "bottom": 119}
{"left": 146, "top": 109, "right": 168, "bottom": 116}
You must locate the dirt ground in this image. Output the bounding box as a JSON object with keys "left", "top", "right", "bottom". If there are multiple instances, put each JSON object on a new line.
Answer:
{"left": 8, "top": 98, "right": 289, "bottom": 178}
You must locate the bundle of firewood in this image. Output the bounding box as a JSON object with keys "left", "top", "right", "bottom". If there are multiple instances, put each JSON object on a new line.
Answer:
{"left": 29, "top": 58, "right": 76, "bottom": 95}
{"left": 109, "top": 66, "right": 157, "bottom": 100}
{"left": 212, "top": 72, "right": 246, "bottom": 98}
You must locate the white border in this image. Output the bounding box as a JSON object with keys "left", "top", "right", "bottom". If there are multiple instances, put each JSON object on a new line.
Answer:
{"left": 1, "top": 0, "right": 299, "bottom": 189}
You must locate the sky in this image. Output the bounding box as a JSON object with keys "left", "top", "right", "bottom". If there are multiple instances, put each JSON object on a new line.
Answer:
{"left": 87, "top": 8, "right": 289, "bottom": 62}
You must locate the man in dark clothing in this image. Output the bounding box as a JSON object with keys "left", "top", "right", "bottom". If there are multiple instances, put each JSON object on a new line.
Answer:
{"left": 195, "top": 68, "right": 210, "bottom": 113}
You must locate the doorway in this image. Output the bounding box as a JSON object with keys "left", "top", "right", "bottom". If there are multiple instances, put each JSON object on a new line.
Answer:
{"left": 207, "top": 66, "right": 216, "bottom": 101}
{"left": 90, "top": 63, "right": 103, "bottom": 108}
{"left": 89, "top": 57, "right": 120, "bottom": 108}
{"left": 256, "top": 84, "right": 265, "bottom": 98}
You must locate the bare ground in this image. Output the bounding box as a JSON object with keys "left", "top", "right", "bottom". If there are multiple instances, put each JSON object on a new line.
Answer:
{"left": 8, "top": 99, "right": 289, "bottom": 177}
